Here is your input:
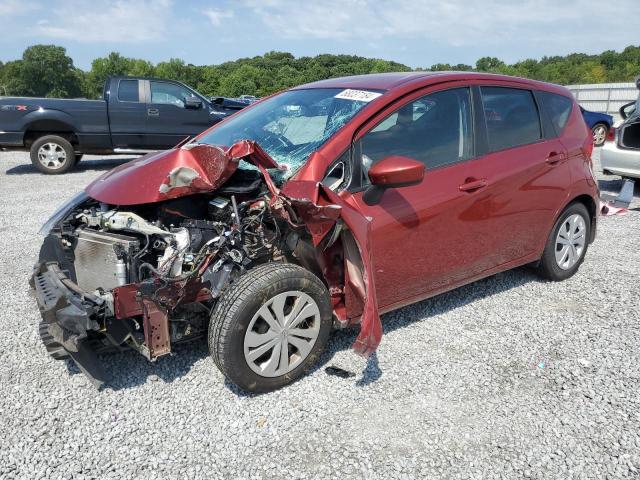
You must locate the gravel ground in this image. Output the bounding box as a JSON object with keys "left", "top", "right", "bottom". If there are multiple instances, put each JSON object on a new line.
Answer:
{"left": 0, "top": 149, "right": 639, "bottom": 479}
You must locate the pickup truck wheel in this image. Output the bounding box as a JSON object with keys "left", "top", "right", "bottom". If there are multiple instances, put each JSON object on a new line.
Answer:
{"left": 208, "top": 263, "right": 332, "bottom": 393}
{"left": 30, "top": 135, "right": 76, "bottom": 174}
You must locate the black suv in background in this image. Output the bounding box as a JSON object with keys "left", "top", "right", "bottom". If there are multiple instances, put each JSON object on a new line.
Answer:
{"left": 0, "top": 77, "right": 247, "bottom": 173}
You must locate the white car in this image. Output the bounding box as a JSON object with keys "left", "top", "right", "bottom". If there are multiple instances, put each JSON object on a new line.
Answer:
{"left": 601, "top": 78, "right": 640, "bottom": 179}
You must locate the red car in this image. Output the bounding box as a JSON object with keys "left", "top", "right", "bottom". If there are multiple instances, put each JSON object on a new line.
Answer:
{"left": 31, "top": 72, "right": 598, "bottom": 392}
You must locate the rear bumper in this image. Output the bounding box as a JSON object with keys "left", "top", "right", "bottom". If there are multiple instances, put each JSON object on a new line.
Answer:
{"left": 601, "top": 142, "right": 640, "bottom": 178}
{"left": 30, "top": 262, "right": 109, "bottom": 388}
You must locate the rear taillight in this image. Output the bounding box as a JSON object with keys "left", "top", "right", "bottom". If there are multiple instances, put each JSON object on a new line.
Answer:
{"left": 606, "top": 127, "right": 616, "bottom": 142}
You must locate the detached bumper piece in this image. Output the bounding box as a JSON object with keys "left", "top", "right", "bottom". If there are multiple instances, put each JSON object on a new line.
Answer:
{"left": 30, "top": 262, "right": 108, "bottom": 388}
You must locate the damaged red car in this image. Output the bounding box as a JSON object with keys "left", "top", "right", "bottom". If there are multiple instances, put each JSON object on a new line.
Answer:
{"left": 31, "top": 72, "right": 598, "bottom": 392}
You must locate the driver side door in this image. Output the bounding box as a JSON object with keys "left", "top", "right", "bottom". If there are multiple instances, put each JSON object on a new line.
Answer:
{"left": 143, "top": 80, "right": 214, "bottom": 149}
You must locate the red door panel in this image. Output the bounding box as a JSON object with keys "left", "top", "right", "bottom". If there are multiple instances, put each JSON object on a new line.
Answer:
{"left": 349, "top": 159, "right": 496, "bottom": 309}
{"left": 464, "top": 138, "right": 571, "bottom": 270}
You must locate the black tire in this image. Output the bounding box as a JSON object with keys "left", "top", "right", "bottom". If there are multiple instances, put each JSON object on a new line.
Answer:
{"left": 535, "top": 202, "right": 591, "bottom": 281}
{"left": 208, "top": 263, "right": 332, "bottom": 393}
{"left": 29, "top": 135, "right": 76, "bottom": 174}
{"left": 591, "top": 123, "right": 608, "bottom": 147}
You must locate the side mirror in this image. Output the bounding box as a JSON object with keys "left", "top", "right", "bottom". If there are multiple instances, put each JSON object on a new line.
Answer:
{"left": 363, "top": 156, "right": 424, "bottom": 205}
{"left": 184, "top": 96, "right": 203, "bottom": 109}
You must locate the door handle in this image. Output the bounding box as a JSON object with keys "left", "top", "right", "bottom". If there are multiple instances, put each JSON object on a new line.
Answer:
{"left": 545, "top": 152, "right": 565, "bottom": 166}
{"left": 459, "top": 178, "right": 488, "bottom": 192}
{"left": 147, "top": 108, "right": 159, "bottom": 117}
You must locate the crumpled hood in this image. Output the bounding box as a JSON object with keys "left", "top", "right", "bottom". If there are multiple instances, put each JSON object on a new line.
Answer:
{"left": 85, "top": 140, "right": 280, "bottom": 206}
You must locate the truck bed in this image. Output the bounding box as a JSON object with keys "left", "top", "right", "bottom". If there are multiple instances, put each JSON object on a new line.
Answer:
{"left": 0, "top": 97, "right": 109, "bottom": 146}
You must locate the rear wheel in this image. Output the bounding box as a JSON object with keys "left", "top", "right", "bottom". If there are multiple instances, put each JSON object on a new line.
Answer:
{"left": 592, "top": 123, "right": 608, "bottom": 147}
{"left": 208, "top": 263, "right": 332, "bottom": 393}
{"left": 535, "top": 202, "right": 591, "bottom": 281}
{"left": 30, "top": 135, "right": 76, "bottom": 174}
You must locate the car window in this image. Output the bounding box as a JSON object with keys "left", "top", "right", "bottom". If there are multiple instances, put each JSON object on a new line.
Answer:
{"left": 481, "top": 87, "right": 542, "bottom": 152}
{"left": 197, "top": 88, "right": 373, "bottom": 184}
{"left": 360, "top": 88, "right": 473, "bottom": 182}
{"left": 150, "top": 81, "right": 192, "bottom": 108}
{"left": 117, "top": 80, "right": 139, "bottom": 102}
{"left": 539, "top": 91, "right": 574, "bottom": 134}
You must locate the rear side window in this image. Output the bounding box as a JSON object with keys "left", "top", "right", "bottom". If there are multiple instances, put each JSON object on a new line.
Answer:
{"left": 481, "top": 87, "right": 541, "bottom": 152}
{"left": 538, "top": 91, "right": 574, "bottom": 135}
{"left": 117, "top": 80, "right": 139, "bottom": 102}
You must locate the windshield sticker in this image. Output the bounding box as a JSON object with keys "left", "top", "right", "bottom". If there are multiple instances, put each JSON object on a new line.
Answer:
{"left": 334, "top": 89, "right": 382, "bottom": 102}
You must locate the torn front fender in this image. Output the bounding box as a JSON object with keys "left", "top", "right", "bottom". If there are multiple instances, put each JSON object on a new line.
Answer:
{"left": 281, "top": 181, "right": 382, "bottom": 357}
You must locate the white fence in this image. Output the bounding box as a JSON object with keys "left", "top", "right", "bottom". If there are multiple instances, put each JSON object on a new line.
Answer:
{"left": 566, "top": 82, "right": 637, "bottom": 121}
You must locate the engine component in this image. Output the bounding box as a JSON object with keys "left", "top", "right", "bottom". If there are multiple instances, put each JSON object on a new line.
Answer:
{"left": 181, "top": 219, "right": 224, "bottom": 252}
{"left": 208, "top": 196, "right": 230, "bottom": 222}
{"left": 73, "top": 229, "right": 139, "bottom": 292}
{"left": 79, "top": 210, "right": 170, "bottom": 237}
{"left": 158, "top": 227, "right": 190, "bottom": 276}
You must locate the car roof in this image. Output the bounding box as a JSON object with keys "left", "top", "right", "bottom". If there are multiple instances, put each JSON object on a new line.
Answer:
{"left": 293, "top": 71, "right": 569, "bottom": 95}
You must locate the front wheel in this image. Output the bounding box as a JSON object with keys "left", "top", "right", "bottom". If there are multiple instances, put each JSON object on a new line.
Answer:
{"left": 535, "top": 202, "right": 591, "bottom": 281}
{"left": 592, "top": 123, "right": 608, "bottom": 147}
{"left": 208, "top": 263, "right": 332, "bottom": 393}
{"left": 30, "top": 135, "right": 76, "bottom": 174}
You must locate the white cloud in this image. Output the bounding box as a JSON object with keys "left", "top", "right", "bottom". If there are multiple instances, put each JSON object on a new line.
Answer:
{"left": 0, "top": 0, "right": 38, "bottom": 16}
{"left": 35, "top": 0, "right": 173, "bottom": 43}
{"left": 242, "top": 0, "right": 640, "bottom": 54}
{"left": 204, "top": 8, "right": 234, "bottom": 26}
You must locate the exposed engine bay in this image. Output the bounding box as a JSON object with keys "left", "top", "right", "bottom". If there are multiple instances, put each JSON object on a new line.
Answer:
{"left": 30, "top": 141, "right": 382, "bottom": 388}
{"left": 41, "top": 170, "right": 304, "bottom": 357}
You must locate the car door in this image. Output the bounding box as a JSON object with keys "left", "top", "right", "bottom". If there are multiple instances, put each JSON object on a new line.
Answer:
{"left": 469, "top": 85, "right": 571, "bottom": 270}
{"left": 144, "top": 80, "right": 214, "bottom": 149}
{"left": 108, "top": 78, "right": 148, "bottom": 149}
{"left": 345, "top": 85, "right": 495, "bottom": 309}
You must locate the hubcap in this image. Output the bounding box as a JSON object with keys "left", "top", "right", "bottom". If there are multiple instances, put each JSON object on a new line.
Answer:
{"left": 593, "top": 125, "right": 607, "bottom": 145}
{"left": 37, "top": 143, "right": 67, "bottom": 169}
{"left": 243, "top": 291, "right": 321, "bottom": 378}
{"left": 555, "top": 213, "right": 586, "bottom": 270}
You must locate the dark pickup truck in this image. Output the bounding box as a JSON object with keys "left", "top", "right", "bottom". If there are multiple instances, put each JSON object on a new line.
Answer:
{"left": 0, "top": 77, "right": 247, "bottom": 174}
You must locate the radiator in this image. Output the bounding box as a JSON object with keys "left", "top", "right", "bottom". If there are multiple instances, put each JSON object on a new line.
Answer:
{"left": 73, "top": 229, "right": 139, "bottom": 292}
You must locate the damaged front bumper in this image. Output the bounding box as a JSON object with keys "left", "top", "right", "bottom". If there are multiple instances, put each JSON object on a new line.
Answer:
{"left": 30, "top": 262, "right": 109, "bottom": 388}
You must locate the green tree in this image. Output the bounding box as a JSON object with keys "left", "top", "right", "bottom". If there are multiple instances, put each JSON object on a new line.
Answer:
{"left": 87, "top": 52, "right": 135, "bottom": 98}
{"left": 475, "top": 56, "right": 506, "bottom": 72}
{"left": 3, "top": 45, "right": 83, "bottom": 98}
{"left": 4, "top": 43, "right": 640, "bottom": 99}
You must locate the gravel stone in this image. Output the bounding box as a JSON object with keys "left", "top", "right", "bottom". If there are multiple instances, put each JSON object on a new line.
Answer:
{"left": 0, "top": 149, "right": 638, "bottom": 479}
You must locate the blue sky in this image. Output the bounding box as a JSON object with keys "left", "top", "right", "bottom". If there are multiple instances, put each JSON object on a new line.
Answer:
{"left": 1, "top": 0, "right": 639, "bottom": 70}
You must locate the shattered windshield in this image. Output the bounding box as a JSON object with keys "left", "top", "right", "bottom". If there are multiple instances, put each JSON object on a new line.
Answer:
{"left": 196, "top": 88, "right": 380, "bottom": 183}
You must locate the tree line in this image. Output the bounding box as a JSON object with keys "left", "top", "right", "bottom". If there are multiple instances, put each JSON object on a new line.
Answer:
{"left": 1, "top": 44, "right": 639, "bottom": 99}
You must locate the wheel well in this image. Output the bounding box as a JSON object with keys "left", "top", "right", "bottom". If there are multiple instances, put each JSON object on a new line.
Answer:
{"left": 592, "top": 122, "right": 609, "bottom": 130}
{"left": 569, "top": 194, "right": 597, "bottom": 243}
{"left": 24, "top": 120, "right": 78, "bottom": 148}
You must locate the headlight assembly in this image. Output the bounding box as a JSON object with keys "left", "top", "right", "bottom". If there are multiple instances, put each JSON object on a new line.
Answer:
{"left": 39, "top": 191, "right": 89, "bottom": 236}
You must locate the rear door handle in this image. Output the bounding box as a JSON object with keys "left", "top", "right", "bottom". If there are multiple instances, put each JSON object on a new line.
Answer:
{"left": 147, "top": 108, "right": 159, "bottom": 117}
{"left": 459, "top": 178, "right": 488, "bottom": 192}
{"left": 545, "top": 151, "right": 566, "bottom": 166}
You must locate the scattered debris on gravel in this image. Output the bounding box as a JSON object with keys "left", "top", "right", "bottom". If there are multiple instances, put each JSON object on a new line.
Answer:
{"left": 0, "top": 150, "right": 638, "bottom": 479}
